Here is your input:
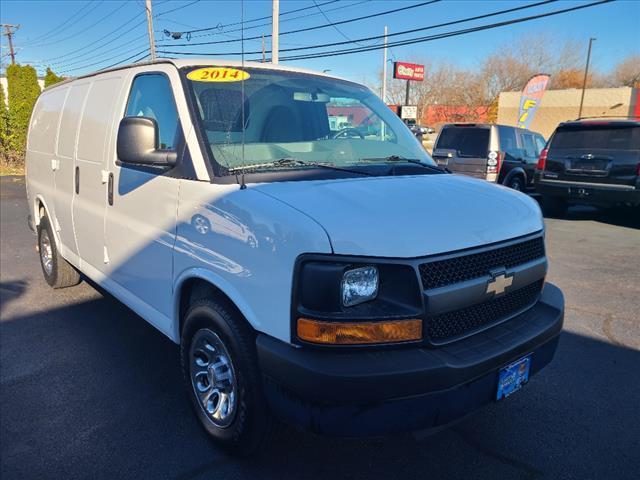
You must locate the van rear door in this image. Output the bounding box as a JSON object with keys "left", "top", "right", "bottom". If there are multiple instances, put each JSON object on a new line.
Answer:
{"left": 545, "top": 122, "right": 640, "bottom": 187}
{"left": 433, "top": 125, "right": 490, "bottom": 180}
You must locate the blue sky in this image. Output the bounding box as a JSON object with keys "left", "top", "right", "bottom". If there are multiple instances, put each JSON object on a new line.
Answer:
{"left": 1, "top": 0, "right": 638, "bottom": 83}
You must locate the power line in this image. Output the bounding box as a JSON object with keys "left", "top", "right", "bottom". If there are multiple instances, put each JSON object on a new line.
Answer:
{"left": 155, "top": 0, "right": 201, "bottom": 17}
{"left": 176, "top": 0, "right": 339, "bottom": 36}
{"left": 278, "top": 0, "right": 614, "bottom": 62}
{"left": 311, "top": 0, "right": 372, "bottom": 48}
{"left": 27, "top": 2, "right": 130, "bottom": 50}
{"left": 21, "top": 1, "right": 99, "bottom": 46}
{"left": 155, "top": 0, "right": 611, "bottom": 63}
{"left": 159, "top": 0, "right": 557, "bottom": 57}
{"left": 157, "top": 0, "right": 439, "bottom": 48}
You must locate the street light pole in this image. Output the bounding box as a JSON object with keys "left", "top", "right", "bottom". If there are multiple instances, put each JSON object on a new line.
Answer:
{"left": 382, "top": 26, "right": 388, "bottom": 103}
{"left": 578, "top": 37, "right": 596, "bottom": 119}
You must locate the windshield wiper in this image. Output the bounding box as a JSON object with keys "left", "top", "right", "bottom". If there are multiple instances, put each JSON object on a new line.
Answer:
{"left": 360, "top": 155, "right": 448, "bottom": 173}
{"left": 230, "top": 157, "right": 372, "bottom": 176}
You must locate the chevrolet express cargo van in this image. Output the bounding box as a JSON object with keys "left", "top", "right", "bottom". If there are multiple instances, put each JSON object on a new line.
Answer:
{"left": 26, "top": 59, "right": 564, "bottom": 454}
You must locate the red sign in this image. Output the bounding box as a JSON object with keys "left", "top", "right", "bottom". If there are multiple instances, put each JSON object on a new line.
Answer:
{"left": 393, "top": 62, "right": 425, "bottom": 81}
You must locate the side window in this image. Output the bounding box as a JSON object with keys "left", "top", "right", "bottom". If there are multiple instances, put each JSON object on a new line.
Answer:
{"left": 498, "top": 126, "right": 520, "bottom": 160}
{"left": 521, "top": 133, "right": 538, "bottom": 161}
{"left": 535, "top": 135, "right": 547, "bottom": 153}
{"left": 125, "top": 74, "right": 178, "bottom": 150}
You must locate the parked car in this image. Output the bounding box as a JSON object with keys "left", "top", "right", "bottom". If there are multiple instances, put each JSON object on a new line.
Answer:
{"left": 432, "top": 123, "right": 546, "bottom": 191}
{"left": 535, "top": 118, "right": 640, "bottom": 215}
{"left": 25, "top": 59, "right": 564, "bottom": 454}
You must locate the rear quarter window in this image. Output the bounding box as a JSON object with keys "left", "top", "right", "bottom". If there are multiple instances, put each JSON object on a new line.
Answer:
{"left": 436, "top": 127, "right": 489, "bottom": 157}
{"left": 551, "top": 125, "right": 640, "bottom": 150}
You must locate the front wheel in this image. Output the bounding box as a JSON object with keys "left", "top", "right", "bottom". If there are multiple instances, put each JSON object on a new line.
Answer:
{"left": 180, "top": 298, "right": 272, "bottom": 455}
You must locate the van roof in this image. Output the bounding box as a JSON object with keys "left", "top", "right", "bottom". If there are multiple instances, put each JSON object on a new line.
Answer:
{"left": 44, "top": 58, "right": 351, "bottom": 92}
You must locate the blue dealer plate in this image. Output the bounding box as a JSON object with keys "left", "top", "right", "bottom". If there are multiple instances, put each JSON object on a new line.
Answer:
{"left": 497, "top": 354, "right": 531, "bottom": 400}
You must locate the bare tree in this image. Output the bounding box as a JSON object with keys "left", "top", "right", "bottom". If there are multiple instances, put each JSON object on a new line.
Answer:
{"left": 612, "top": 55, "right": 640, "bottom": 87}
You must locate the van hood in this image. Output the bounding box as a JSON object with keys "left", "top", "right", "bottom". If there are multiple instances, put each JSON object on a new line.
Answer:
{"left": 253, "top": 174, "right": 544, "bottom": 258}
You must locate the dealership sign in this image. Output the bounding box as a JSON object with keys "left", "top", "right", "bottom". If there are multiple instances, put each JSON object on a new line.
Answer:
{"left": 400, "top": 105, "right": 418, "bottom": 120}
{"left": 393, "top": 62, "right": 425, "bottom": 81}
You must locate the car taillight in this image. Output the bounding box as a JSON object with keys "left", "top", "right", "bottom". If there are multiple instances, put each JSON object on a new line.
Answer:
{"left": 636, "top": 163, "right": 640, "bottom": 176}
{"left": 537, "top": 148, "right": 548, "bottom": 170}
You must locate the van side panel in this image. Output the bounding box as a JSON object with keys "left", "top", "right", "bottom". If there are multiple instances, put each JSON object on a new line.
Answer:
{"left": 54, "top": 82, "right": 91, "bottom": 262}
{"left": 173, "top": 182, "right": 333, "bottom": 343}
{"left": 73, "top": 76, "right": 123, "bottom": 271}
{"left": 26, "top": 87, "right": 67, "bottom": 229}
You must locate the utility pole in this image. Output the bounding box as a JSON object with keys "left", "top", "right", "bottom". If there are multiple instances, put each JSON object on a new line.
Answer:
{"left": 271, "top": 0, "right": 279, "bottom": 64}
{"left": 381, "top": 26, "right": 388, "bottom": 103}
{"left": 578, "top": 37, "right": 596, "bottom": 119}
{"left": 261, "top": 34, "right": 266, "bottom": 63}
{"left": 405, "top": 81, "right": 410, "bottom": 106}
{"left": 145, "top": 0, "right": 156, "bottom": 61}
{"left": 1, "top": 24, "right": 20, "bottom": 65}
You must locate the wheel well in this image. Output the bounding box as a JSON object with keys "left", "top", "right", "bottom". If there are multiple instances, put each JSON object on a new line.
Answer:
{"left": 505, "top": 171, "right": 526, "bottom": 185}
{"left": 36, "top": 199, "right": 46, "bottom": 222}
{"left": 178, "top": 278, "right": 251, "bottom": 338}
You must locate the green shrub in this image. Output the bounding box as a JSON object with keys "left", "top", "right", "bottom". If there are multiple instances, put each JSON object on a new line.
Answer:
{"left": 6, "top": 64, "right": 41, "bottom": 161}
{"left": 44, "top": 67, "right": 64, "bottom": 88}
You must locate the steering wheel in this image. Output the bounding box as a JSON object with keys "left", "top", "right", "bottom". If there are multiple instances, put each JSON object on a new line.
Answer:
{"left": 332, "top": 127, "right": 364, "bottom": 139}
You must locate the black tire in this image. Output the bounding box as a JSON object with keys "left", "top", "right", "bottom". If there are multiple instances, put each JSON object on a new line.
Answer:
{"left": 180, "top": 297, "right": 272, "bottom": 456}
{"left": 541, "top": 196, "right": 568, "bottom": 217}
{"left": 37, "top": 215, "right": 81, "bottom": 288}
{"left": 506, "top": 175, "right": 525, "bottom": 192}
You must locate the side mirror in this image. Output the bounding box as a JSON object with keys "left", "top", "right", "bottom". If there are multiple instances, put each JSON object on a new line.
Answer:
{"left": 116, "top": 117, "right": 177, "bottom": 167}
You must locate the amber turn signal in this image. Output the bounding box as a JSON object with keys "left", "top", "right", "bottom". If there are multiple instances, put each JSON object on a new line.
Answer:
{"left": 297, "top": 318, "right": 422, "bottom": 345}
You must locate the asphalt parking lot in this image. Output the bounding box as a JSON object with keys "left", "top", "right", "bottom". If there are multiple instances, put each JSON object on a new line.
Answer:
{"left": 1, "top": 175, "right": 639, "bottom": 480}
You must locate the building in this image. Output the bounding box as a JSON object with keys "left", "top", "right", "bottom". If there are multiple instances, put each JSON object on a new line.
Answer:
{"left": 497, "top": 86, "right": 640, "bottom": 138}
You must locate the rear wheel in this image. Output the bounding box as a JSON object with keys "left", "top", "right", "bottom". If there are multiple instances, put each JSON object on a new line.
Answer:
{"left": 180, "top": 297, "right": 272, "bottom": 456}
{"left": 541, "top": 196, "right": 568, "bottom": 217}
{"left": 506, "top": 175, "right": 525, "bottom": 191}
{"left": 38, "top": 215, "right": 80, "bottom": 288}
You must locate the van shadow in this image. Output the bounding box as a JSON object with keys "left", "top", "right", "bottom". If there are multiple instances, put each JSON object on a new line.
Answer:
{"left": 1, "top": 295, "right": 638, "bottom": 480}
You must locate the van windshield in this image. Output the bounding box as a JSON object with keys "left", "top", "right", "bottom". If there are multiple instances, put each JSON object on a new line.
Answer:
{"left": 182, "top": 66, "right": 433, "bottom": 175}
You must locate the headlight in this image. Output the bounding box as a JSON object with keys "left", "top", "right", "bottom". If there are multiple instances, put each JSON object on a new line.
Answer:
{"left": 341, "top": 266, "right": 379, "bottom": 307}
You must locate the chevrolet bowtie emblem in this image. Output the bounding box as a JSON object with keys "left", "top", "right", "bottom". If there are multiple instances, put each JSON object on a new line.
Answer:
{"left": 486, "top": 272, "right": 513, "bottom": 296}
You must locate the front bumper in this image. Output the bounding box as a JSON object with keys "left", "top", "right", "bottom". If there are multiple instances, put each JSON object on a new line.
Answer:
{"left": 535, "top": 178, "right": 640, "bottom": 207}
{"left": 256, "top": 282, "right": 564, "bottom": 436}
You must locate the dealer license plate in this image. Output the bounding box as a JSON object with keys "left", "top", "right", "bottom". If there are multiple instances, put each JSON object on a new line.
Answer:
{"left": 497, "top": 354, "right": 531, "bottom": 400}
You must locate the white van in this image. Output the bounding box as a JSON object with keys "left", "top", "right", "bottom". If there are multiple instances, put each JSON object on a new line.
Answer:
{"left": 26, "top": 59, "right": 564, "bottom": 454}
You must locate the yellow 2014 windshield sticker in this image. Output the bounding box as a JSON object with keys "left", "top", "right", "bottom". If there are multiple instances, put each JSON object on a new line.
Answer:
{"left": 187, "top": 67, "right": 250, "bottom": 82}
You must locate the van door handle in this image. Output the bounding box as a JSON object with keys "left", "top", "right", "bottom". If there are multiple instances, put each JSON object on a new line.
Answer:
{"left": 108, "top": 172, "right": 114, "bottom": 206}
{"left": 75, "top": 166, "right": 80, "bottom": 194}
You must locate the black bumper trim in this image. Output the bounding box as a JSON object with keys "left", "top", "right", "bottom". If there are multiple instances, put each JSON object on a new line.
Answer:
{"left": 256, "top": 283, "right": 564, "bottom": 435}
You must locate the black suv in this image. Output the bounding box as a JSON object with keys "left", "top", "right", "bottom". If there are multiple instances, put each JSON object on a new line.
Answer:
{"left": 535, "top": 119, "right": 640, "bottom": 215}
{"left": 432, "top": 124, "right": 546, "bottom": 191}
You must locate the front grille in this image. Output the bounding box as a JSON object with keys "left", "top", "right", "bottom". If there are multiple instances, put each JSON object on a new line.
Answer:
{"left": 426, "top": 280, "right": 544, "bottom": 343}
{"left": 419, "top": 237, "right": 545, "bottom": 290}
